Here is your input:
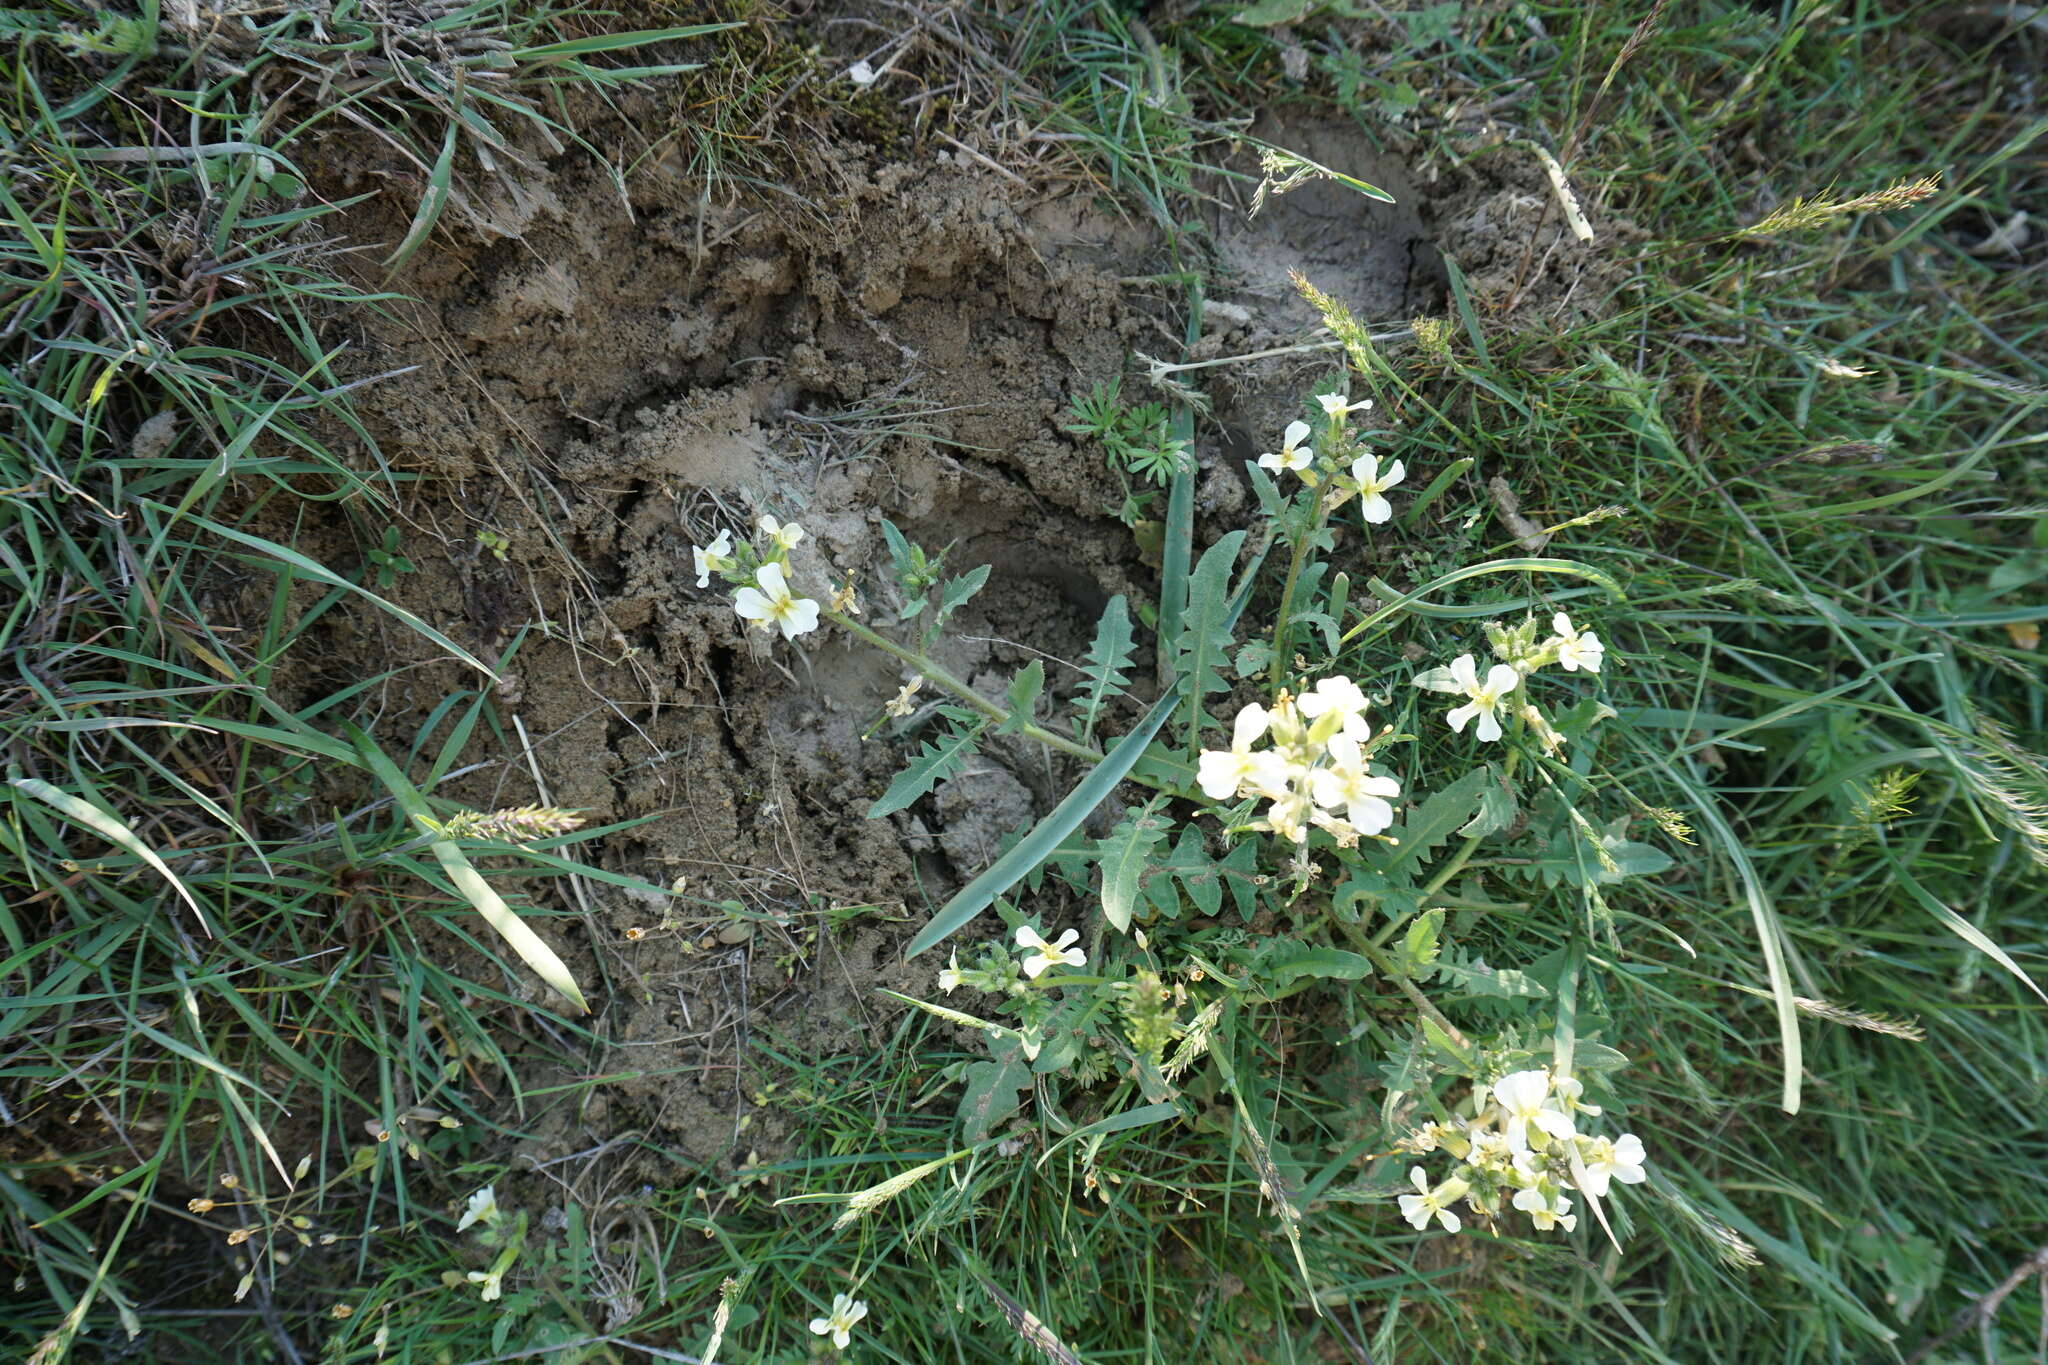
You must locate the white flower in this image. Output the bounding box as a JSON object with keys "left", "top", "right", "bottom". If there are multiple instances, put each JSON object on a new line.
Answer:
{"left": 1512, "top": 1183, "right": 1578, "bottom": 1232}
{"left": 937, "top": 950, "right": 963, "bottom": 993}
{"left": 1296, "top": 675, "right": 1372, "bottom": 741}
{"left": 1349, "top": 452, "right": 1407, "bottom": 525}
{"left": 1309, "top": 737, "right": 1402, "bottom": 835}
{"left": 808, "top": 1292, "right": 869, "bottom": 1350}
{"left": 1196, "top": 703, "right": 1283, "bottom": 801}
{"left": 1493, "top": 1069, "right": 1577, "bottom": 1153}
{"left": 759, "top": 514, "right": 804, "bottom": 549}
{"left": 884, "top": 675, "right": 924, "bottom": 717}
{"left": 1311, "top": 812, "right": 1360, "bottom": 847}
{"left": 1396, "top": 1165, "right": 1469, "bottom": 1233}
{"left": 1551, "top": 612, "right": 1605, "bottom": 672}
{"left": 1257, "top": 420, "right": 1313, "bottom": 475}
{"left": 1015, "top": 925, "right": 1085, "bottom": 978}
{"left": 1317, "top": 393, "right": 1373, "bottom": 417}
{"left": 455, "top": 1186, "right": 498, "bottom": 1233}
{"left": 1573, "top": 1133, "right": 1648, "bottom": 1198}
{"left": 732, "top": 562, "right": 820, "bottom": 640}
{"left": 1444, "top": 654, "right": 1521, "bottom": 742}
{"left": 846, "top": 59, "right": 878, "bottom": 86}
{"left": 1551, "top": 1075, "right": 1602, "bottom": 1119}
{"left": 692, "top": 529, "right": 733, "bottom": 588}
{"left": 466, "top": 1267, "right": 503, "bottom": 1301}
{"left": 1261, "top": 788, "right": 1316, "bottom": 844}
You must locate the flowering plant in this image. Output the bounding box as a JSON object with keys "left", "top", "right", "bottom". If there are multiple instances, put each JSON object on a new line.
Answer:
{"left": 747, "top": 277, "right": 1708, "bottom": 1307}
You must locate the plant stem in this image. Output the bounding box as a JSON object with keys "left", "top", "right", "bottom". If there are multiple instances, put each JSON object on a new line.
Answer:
{"left": 825, "top": 609, "right": 1106, "bottom": 765}
{"left": 1341, "top": 919, "right": 1473, "bottom": 1052}
{"left": 1372, "top": 695, "right": 1528, "bottom": 948}
{"left": 1266, "top": 489, "right": 1327, "bottom": 697}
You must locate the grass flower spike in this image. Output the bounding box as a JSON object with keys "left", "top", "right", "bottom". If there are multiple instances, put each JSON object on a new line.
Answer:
{"left": 1442, "top": 654, "right": 1520, "bottom": 742}
{"left": 809, "top": 1292, "right": 868, "bottom": 1349}
{"left": 692, "top": 529, "right": 733, "bottom": 588}
{"left": 1551, "top": 613, "right": 1605, "bottom": 672}
{"left": 1257, "top": 420, "right": 1313, "bottom": 475}
{"left": 733, "top": 562, "right": 820, "bottom": 639}
{"left": 1349, "top": 452, "right": 1406, "bottom": 524}
{"left": 1016, "top": 925, "right": 1086, "bottom": 978}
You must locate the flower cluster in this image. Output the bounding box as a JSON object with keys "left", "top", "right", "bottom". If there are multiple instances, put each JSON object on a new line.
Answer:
{"left": 1254, "top": 394, "right": 1407, "bottom": 525}
{"left": 937, "top": 923, "right": 1087, "bottom": 995}
{"left": 692, "top": 514, "right": 821, "bottom": 640}
{"left": 1395, "top": 1068, "right": 1647, "bottom": 1237}
{"left": 1412, "top": 613, "right": 1605, "bottom": 746}
{"left": 1196, "top": 677, "right": 1401, "bottom": 846}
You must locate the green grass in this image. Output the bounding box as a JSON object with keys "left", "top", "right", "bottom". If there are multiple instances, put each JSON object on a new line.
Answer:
{"left": 4, "top": 0, "right": 2045, "bottom": 1362}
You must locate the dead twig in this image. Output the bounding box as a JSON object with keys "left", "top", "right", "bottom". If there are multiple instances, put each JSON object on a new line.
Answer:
{"left": 1904, "top": 1244, "right": 2048, "bottom": 1365}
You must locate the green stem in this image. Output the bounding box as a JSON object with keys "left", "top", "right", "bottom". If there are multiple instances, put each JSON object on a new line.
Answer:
{"left": 1371, "top": 690, "right": 1529, "bottom": 949}
{"left": 826, "top": 609, "right": 1106, "bottom": 766}
{"left": 1265, "top": 488, "right": 1329, "bottom": 697}
{"left": 1341, "top": 919, "right": 1473, "bottom": 1052}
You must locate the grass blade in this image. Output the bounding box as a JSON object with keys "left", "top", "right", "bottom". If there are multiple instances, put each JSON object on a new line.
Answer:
{"left": 346, "top": 725, "right": 589, "bottom": 1013}
{"left": 906, "top": 686, "right": 1182, "bottom": 958}
{"left": 8, "top": 777, "right": 212, "bottom": 937}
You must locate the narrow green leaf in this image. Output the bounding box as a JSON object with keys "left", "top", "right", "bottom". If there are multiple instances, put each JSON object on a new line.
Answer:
{"left": 8, "top": 778, "right": 211, "bottom": 936}
{"left": 1345, "top": 558, "right": 1626, "bottom": 645}
{"left": 346, "top": 725, "right": 589, "bottom": 1013}
{"left": 386, "top": 119, "right": 458, "bottom": 271}
{"left": 508, "top": 22, "right": 741, "bottom": 59}
{"left": 1400, "top": 456, "right": 1475, "bottom": 531}
{"left": 1443, "top": 257, "right": 1488, "bottom": 362}
{"left": 139, "top": 501, "right": 498, "bottom": 679}
{"left": 906, "top": 687, "right": 1182, "bottom": 957}
{"left": 1885, "top": 850, "right": 2048, "bottom": 1003}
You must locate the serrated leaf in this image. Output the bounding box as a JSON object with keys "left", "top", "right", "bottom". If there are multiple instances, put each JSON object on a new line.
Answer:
{"left": 1100, "top": 801, "right": 1170, "bottom": 933}
{"left": 868, "top": 709, "right": 985, "bottom": 817}
{"left": 1173, "top": 529, "right": 1248, "bottom": 744}
{"left": 1433, "top": 951, "right": 1550, "bottom": 998}
{"left": 1254, "top": 943, "right": 1375, "bottom": 993}
{"left": 996, "top": 659, "right": 1045, "bottom": 736}
{"left": 880, "top": 518, "right": 917, "bottom": 582}
{"left": 1394, "top": 907, "right": 1443, "bottom": 977}
{"left": 906, "top": 687, "right": 1182, "bottom": 957}
{"left": 959, "top": 1049, "right": 1033, "bottom": 1141}
{"left": 929, "top": 565, "right": 991, "bottom": 641}
{"left": 1459, "top": 766, "right": 1518, "bottom": 839}
{"left": 1072, "top": 595, "right": 1134, "bottom": 744}
{"left": 1233, "top": 639, "right": 1274, "bottom": 679}
{"left": 1383, "top": 768, "right": 1490, "bottom": 873}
